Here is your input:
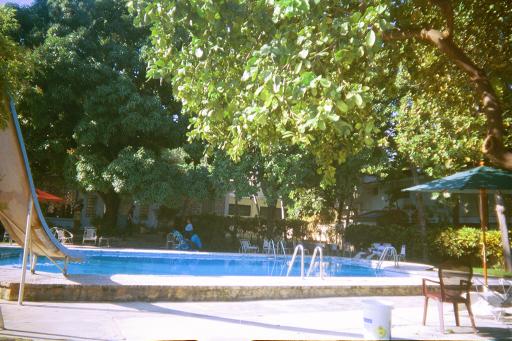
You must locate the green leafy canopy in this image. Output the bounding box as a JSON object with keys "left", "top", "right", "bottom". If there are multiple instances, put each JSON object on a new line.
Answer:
{"left": 130, "top": 0, "right": 389, "bottom": 185}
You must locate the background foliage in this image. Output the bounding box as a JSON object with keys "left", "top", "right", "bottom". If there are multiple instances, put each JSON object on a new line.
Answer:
{"left": 344, "top": 224, "right": 509, "bottom": 267}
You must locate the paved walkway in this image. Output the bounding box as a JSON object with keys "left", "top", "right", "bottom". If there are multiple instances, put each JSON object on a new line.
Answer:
{"left": 1, "top": 296, "right": 510, "bottom": 340}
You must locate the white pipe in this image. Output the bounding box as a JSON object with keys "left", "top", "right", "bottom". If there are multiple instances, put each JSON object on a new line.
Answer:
{"left": 30, "top": 253, "right": 37, "bottom": 274}
{"left": 18, "top": 196, "right": 33, "bottom": 305}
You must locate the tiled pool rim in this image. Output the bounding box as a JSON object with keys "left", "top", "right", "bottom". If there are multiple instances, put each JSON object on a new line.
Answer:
{"left": 0, "top": 246, "right": 439, "bottom": 302}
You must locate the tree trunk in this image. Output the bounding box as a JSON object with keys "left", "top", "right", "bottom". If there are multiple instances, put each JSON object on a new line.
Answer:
{"left": 99, "top": 191, "right": 120, "bottom": 230}
{"left": 452, "top": 195, "right": 460, "bottom": 226}
{"left": 234, "top": 195, "right": 239, "bottom": 229}
{"left": 251, "top": 194, "right": 261, "bottom": 228}
{"left": 411, "top": 166, "right": 428, "bottom": 261}
{"left": 336, "top": 196, "right": 345, "bottom": 225}
{"left": 180, "top": 197, "right": 190, "bottom": 217}
{"left": 344, "top": 191, "right": 354, "bottom": 227}
{"left": 266, "top": 200, "right": 277, "bottom": 237}
{"left": 336, "top": 197, "right": 345, "bottom": 246}
{"left": 495, "top": 192, "right": 512, "bottom": 272}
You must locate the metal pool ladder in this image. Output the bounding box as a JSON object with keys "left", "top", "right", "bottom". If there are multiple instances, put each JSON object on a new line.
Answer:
{"left": 306, "top": 246, "right": 324, "bottom": 279}
{"left": 376, "top": 246, "right": 398, "bottom": 270}
{"left": 277, "top": 239, "right": 287, "bottom": 256}
{"left": 286, "top": 244, "right": 305, "bottom": 278}
{"left": 286, "top": 245, "right": 325, "bottom": 279}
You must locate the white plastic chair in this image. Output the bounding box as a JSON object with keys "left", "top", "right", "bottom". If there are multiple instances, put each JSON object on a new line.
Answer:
{"left": 55, "top": 228, "right": 73, "bottom": 244}
{"left": 82, "top": 227, "right": 98, "bottom": 245}
{"left": 262, "top": 239, "right": 272, "bottom": 254}
{"left": 2, "top": 231, "right": 13, "bottom": 245}
{"left": 398, "top": 244, "right": 406, "bottom": 262}
{"left": 166, "top": 231, "right": 190, "bottom": 250}
{"left": 239, "top": 239, "right": 259, "bottom": 253}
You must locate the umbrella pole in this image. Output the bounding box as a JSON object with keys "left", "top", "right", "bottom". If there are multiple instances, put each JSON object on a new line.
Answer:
{"left": 479, "top": 189, "right": 489, "bottom": 286}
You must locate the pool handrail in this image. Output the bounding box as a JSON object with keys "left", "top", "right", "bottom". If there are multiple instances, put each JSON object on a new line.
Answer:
{"left": 306, "top": 245, "right": 324, "bottom": 279}
{"left": 286, "top": 244, "right": 304, "bottom": 278}
{"left": 376, "top": 246, "right": 398, "bottom": 270}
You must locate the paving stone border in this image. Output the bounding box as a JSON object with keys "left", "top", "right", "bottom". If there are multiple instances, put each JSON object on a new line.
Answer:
{"left": 0, "top": 280, "right": 424, "bottom": 302}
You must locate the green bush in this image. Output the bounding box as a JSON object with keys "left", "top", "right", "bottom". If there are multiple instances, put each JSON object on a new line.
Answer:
{"left": 431, "top": 227, "right": 505, "bottom": 267}
{"left": 182, "top": 214, "right": 308, "bottom": 252}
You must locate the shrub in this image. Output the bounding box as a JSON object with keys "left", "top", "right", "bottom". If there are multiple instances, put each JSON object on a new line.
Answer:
{"left": 185, "top": 214, "right": 308, "bottom": 252}
{"left": 431, "top": 227, "right": 505, "bottom": 267}
{"left": 344, "top": 224, "right": 416, "bottom": 253}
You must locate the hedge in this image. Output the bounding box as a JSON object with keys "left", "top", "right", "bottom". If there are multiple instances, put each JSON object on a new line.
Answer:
{"left": 344, "top": 224, "right": 511, "bottom": 267}
{"left": 170, "top": 214, "right": 309, "bottom": 252}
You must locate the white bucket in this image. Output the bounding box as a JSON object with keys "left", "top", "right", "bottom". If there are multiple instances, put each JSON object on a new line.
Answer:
{"left": 362, "top": 299, "right": 393, "bottom": 340}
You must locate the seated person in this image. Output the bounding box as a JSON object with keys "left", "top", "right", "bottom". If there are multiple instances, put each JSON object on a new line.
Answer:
{"left": 167, "top": 228, "right": 190, "bottom": 250}
{"left": 190, "top": 232, "right": 202, "bottom": 250}
{"left": 184, "top": 229, "right": 202, "bottom": 250}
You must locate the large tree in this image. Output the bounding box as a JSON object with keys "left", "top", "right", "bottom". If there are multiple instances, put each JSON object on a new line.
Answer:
{"left": 15, "top": 0, "right": 186, "bottom": 226}
{"left": 131, "top": 0, "right": 511, "bottom": 184}
{"left": 0, "top": 4, "right": 32, "bottom": 123}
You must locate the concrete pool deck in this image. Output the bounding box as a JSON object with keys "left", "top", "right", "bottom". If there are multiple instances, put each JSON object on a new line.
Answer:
{"left": 1, "top": 296, "right": 511, "bottom": 340}
{"left": 0, "top": 246, "right": 510, "bottom": 340}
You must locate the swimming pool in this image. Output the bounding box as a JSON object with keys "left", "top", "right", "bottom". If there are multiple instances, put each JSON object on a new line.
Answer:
{"left": 0, "top": 247, "right": 389, "bottom": 277}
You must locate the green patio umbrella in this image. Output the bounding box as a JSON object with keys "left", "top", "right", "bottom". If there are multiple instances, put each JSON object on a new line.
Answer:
{"left": 403, "top": 166, "right": 512, "bottom": 284}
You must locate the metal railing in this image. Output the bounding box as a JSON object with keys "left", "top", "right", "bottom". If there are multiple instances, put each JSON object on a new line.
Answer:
{"left": 277, "top": 239, "right": 287, "bottom": 256}
{"left": 306, "top": 245, "right": 324, "bottom": 279}
{"left": 286, "top": 244, "right": 305, "bottom": 278}
{"left": 375, "top": 246, "right": 398, "bottom": 270}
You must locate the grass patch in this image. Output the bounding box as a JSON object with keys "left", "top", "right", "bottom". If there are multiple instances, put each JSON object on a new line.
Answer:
{"left": 473, "top": 267, "right": 512, "bottom": 278}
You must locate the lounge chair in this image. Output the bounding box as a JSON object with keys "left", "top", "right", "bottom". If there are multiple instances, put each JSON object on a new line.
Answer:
{"left": 82, "top": 227, "right": 98, "bottom": 245}
{"left": 474, "top": 278, "right": 512, "bottom": 320}
{"left": 239, "top": 239, "right": 259, "bottom": 253}
{"left": 366, "top": 243, "right": 393, "bottom": 259}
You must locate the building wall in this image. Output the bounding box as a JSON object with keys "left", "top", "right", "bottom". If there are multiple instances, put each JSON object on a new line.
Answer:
{"left": 225, "top": 192, "right": 284, "bottom": 219}
{"left": 354, "top": 177, "right": 506, "bottom": 226}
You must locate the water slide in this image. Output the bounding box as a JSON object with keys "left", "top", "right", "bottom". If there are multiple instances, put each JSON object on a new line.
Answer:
{"left": 0, "top": 98, "right": 82, "bottom": 270}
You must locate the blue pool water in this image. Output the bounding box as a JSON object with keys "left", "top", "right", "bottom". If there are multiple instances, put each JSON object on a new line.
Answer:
{"left": 0, "top": 247, "right": 391, "bottom": 277}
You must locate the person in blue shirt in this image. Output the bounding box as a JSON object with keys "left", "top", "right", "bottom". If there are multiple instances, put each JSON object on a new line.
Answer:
{"left": 190, "top": 232, "right": 202, "bottom": 250}
{"left": 183, "top": 221, "right": 202, "bottom": 250}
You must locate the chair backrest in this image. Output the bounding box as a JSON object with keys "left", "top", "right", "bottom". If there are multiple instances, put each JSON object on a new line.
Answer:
{"left": 56, "top": 229, "right": 66, "bottom": 239}
{"left": 240, "top": 239, "right": 251, "bottom": 248}
{"left": 400, "top": 244, "right": 406, "bottom": 256}
{"left": 166, "top": 232, "right": 173, "bottom": 242}
{"left": 83, "top": 227, "right": 97, "bottom": 239}
{"left": 438, "top": 262, "right": 473, "bottom": 296}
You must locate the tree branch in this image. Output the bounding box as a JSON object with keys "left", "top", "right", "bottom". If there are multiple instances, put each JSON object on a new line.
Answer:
{"left": 383, "top": 2, "right": 512, "bottom": 170}
{"left": 382, "top": 29, "right": 422, "bottom": 42}
{"left": 431, "top": 0, "right": 454, "bottom": 38}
